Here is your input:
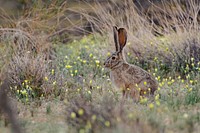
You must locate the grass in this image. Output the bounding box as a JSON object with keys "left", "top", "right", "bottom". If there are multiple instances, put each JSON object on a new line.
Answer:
{"left": 1, "top": 35, "right": 199, "bottom": 133}
{"left": 0, "top": 0, "right": 200, "bottom": 133}
{"left": 59, "top": 36, "right": 200, "bottom": 133}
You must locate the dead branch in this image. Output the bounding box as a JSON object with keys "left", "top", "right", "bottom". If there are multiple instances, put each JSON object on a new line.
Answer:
{"left": 0, "top": 78, "right": 23, "bottom": 133}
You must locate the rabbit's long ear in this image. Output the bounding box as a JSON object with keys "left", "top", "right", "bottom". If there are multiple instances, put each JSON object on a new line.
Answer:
{"left": 118, "top": 28, "right": 127, "bottom": 51}
{"left": 113, "top": 26, "right": 120, "bottom": 51}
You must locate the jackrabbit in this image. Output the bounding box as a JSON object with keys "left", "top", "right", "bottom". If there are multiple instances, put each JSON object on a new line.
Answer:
{"left": 104, "top": 26, "right": 158, "bottom": 101}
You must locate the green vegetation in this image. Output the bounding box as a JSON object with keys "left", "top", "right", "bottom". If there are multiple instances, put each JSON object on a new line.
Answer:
{"left": 0, "top": 0, "right": 200, "bottom": 133}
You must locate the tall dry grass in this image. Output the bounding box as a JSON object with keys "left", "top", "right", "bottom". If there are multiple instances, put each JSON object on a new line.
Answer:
{"left": 78, "top": 0, "right": 200, "bottom": 76}
{"left": 0, "top": 1, "right": 62, "bottom": 100}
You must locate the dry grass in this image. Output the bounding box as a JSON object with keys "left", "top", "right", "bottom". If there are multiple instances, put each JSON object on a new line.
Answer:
{"left": 80, "top": 0, "right": 200, "bottom": 75}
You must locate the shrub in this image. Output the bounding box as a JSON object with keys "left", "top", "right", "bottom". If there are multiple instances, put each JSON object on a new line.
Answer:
{"left": 0, "top": 28, "right": 56, "bottom": 102}
{"left": 8, "top": 54, "right": 48, "bottom": 102}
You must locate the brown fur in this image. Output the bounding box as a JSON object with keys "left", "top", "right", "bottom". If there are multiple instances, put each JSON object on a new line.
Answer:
{"left": 104, "top": 27, "right": 158, "bottom": 101}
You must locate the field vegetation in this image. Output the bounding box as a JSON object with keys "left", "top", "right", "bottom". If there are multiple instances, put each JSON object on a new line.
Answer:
{"left": 0, "top": 0, "right": 200, "bottom": 133}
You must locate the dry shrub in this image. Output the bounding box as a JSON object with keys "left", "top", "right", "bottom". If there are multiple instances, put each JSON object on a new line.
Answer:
{"left": 66, "top": 92, "right": 124, "bottom": 132}
{"left": 0, "top": 27, "right": 56, "bottom": 101}
{"left": 0, "top": 1, "right": 74, "bottom": 102}
{"left": 8, "top": 54, "right": 49, "bottom": 97}
{"left": 0, "top": 28, "right": 54, "bottom": 58}
{"left": 167, "top": 33, "right": 200, "bottom": 75}
{"left": 65, "top": 90, "right": 161, "bottom": 133}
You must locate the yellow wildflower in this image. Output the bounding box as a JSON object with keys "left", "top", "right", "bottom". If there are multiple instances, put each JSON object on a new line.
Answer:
{"left": 156, "top": 101, "right": 160, "bottom": 106}
{"left": 155, "top": 94, "right": 160, "bottom": 100}
{"left": 44, "top": 77, "right": 49, "bottom": 81}
{"left": 107, "top": 52, "right": 111, "bottom": 56}
{"left": 78, "top": 109, "right": 84, "bottom": 116}
{"left": 70, "top": 112, "right": 76, "bottom": 119}
{"left": 92, "top": 115, "right": 96, "bottom": 121}
{"left": 188, "top": 88, "right": 193, "bottom": 92}
{"left": 95, "top": 60, "right": 100, "bottom": 64}
{"left": 51, "top": 69, "right": 55, "bottom": 75}
{"left": 82, "top": 60, "right": 87, "bottom": 63}
{"left": 65, "top": 65, "right": 72, "bottom": 69}
{"left": 149, "top": 103, "right": 154, "bottom": 109}
{"left": 53, "top": 81, "right": 56, "bottom": 85}
{"left": 105, "top": 121, "right": 110, "bottom": 127}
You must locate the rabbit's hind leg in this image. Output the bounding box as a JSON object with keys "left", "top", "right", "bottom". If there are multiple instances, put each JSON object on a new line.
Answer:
{"left": 129, "top": 87, "right": 140, "bottom": 102}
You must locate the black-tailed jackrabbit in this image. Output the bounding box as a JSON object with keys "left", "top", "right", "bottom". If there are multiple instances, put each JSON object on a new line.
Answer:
{"left": 104, "top": 26, "right": 158, "bottom": 101}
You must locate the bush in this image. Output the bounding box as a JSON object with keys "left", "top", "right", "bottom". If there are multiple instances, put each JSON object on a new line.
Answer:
{"left": 0, "top": 28, "right": 57, "bottom": 102}
{"left": 8, "top": 54, "right": 48, "bottom": 102}
{"left": 66, "top": 92, "right": 120, "bottom": 132}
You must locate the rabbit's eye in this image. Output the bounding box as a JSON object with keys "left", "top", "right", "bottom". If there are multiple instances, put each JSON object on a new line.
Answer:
{"left": 112, "top": 56, "right": 116, "bottom": 60}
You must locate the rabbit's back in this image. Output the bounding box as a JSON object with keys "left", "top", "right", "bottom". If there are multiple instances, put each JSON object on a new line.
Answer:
{"left": 110, "top": 63, "right": 158, "bottom": 94}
